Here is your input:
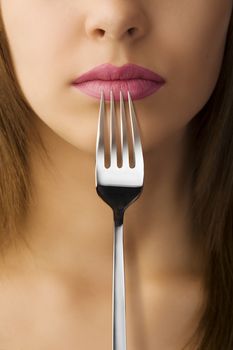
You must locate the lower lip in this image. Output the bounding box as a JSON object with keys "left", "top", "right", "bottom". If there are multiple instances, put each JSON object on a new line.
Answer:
{"left": 72, "top": 79, "right": 165, "bottom": 101}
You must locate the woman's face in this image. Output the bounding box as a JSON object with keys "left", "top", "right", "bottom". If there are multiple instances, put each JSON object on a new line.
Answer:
{"left": 0, "top": 0, "right": 232, "bottom": 154}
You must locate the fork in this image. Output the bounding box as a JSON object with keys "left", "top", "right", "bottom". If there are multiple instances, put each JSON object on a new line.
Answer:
{"left": 95, "top": 89, "right": 144, "bottom": 350}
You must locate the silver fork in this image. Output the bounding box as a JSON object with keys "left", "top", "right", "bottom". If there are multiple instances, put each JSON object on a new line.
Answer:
{"left": 95, "top": 89, "right": 144, "bottom": 350}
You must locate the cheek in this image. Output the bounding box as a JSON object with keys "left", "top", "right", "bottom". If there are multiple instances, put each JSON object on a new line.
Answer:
{"left": 1, "top": 1, "right": 65, "bottom": 109}
{"left": 145, "top": 2, "right": 232, "bottom": 144}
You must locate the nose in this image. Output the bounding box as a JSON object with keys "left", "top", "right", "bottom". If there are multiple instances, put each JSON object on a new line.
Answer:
{"left": 85, "top": 0, "right": 148, "bottom": 42}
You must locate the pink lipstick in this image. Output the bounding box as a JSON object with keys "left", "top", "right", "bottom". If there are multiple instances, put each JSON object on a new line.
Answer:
{"left": 71, "top": 63, "right": 165, "bottom": 101}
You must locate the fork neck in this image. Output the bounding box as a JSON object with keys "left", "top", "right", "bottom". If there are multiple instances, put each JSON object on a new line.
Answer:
{"left": 114, "top": 208, "right": 125, "bottom": 226}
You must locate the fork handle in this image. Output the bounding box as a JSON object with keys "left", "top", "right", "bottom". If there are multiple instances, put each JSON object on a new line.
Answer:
{"left": 112, "top": 218, "right": 127, "bottom": 350}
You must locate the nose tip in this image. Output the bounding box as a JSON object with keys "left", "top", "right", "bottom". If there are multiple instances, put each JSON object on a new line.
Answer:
{"left": 85, "top": 3, "right": 148, "bottom": 42}
{"left": 87, "top": 20, "right": 142, "bottom": 42}
{"left": 95, "top": 26, "right": 140, "bottom": 41}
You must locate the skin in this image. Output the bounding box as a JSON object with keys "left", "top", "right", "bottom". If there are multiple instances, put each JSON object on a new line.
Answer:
{"left": 0, "top": 0, "right": 232, "bottom": 349}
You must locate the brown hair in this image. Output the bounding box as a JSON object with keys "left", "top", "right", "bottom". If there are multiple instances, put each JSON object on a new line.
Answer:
{"left": 1, "top": 6, "right": 233, "bottom": 350}
{"left": 183, "top": 7, "right": 233, "bottom": 350}
{"left": 0, "top": 17, "right": 50, "bottom": 252}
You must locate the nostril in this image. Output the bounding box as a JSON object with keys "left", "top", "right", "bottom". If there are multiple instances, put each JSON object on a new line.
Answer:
{"left": 96, "top": 29, "right": 105, "bottom": 37}
{"left": 128, "top": 27, "right": 136, "bottom": 36}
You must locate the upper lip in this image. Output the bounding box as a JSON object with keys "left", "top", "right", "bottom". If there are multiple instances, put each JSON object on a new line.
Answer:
{"left": 72, "top": 63, "right": 165, "bottom": 84}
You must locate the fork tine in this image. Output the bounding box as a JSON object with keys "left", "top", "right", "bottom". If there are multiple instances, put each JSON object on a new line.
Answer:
{"left": 110, "top": 90, "right": 117, "bottom": 167}
{"left": 96, "top": 90, "right": 105, "bottom": 168}
{"left": 127, "top": 91, "right": 144, "bottom": 169}
{"left": 119, "top": 90, "right": 129, "bottom": 167}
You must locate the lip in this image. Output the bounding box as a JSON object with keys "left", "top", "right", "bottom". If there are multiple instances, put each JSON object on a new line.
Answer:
{"left": 71, "top": 63, "right": 166, "bottom": 101}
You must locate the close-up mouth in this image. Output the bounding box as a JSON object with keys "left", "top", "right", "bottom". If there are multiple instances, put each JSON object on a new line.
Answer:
{"left": 71, "top": 63, "right": 166, "bottom": 101}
